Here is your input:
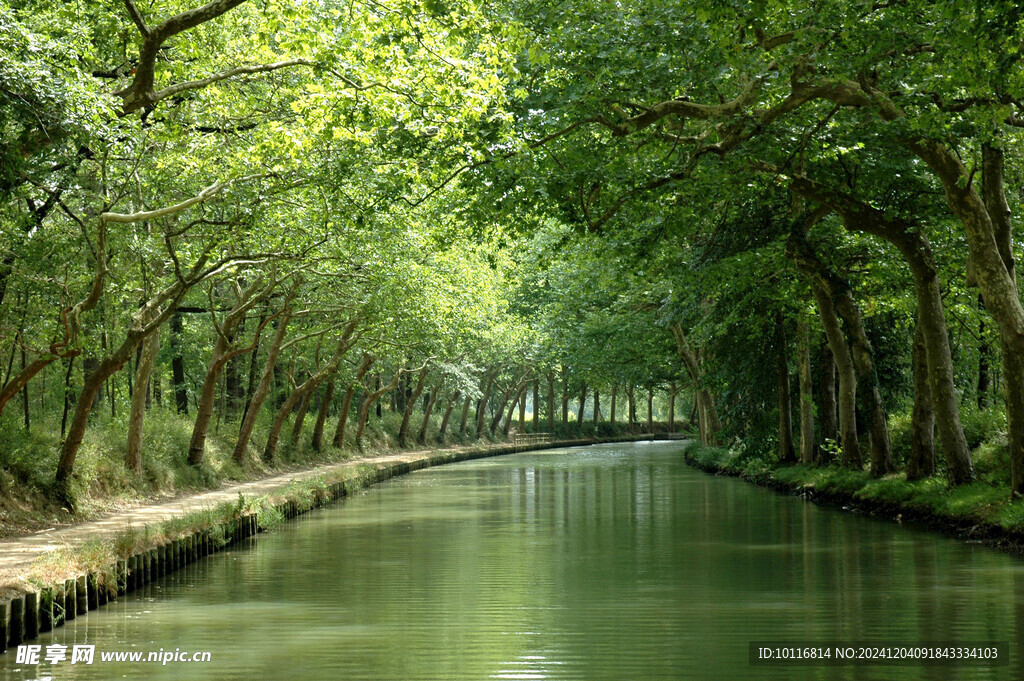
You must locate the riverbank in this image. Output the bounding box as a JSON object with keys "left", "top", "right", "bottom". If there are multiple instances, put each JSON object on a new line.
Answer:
{"left": 683, "top": 441, "right": 1024, "bottom": 554}
{"left": 0, "top": 433, "right": 680, "bottom": 651}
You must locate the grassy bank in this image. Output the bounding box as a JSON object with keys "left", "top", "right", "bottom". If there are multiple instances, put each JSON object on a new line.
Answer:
{"left": 6, "top": 468, "right": 364, "bottom": 599}
{"left": 683, "top": 441, "right": 1024, "bottom": 549}
{"left": 0, "top": 404, "right": 671, "bottom": 537}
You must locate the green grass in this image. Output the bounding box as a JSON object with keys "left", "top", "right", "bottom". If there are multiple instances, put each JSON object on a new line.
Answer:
{"left": 682, "top": 440, "right": 1024, "bottom": 534}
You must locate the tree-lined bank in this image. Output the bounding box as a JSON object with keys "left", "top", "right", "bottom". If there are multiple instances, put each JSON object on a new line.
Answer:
{"left": 1, "top": 0, "right": 1024, "bottom": 524}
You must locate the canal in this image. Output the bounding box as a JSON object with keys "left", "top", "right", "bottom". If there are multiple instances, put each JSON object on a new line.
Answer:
{"left": 2, "top": 440, "right": 1022, "bottom": 680}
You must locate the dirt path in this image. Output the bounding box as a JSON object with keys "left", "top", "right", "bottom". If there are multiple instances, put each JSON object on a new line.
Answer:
{"left": 0, "top": 444, "right": 503, "bottom": 581}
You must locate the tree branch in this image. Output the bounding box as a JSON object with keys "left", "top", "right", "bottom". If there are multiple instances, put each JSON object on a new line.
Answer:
{"left": 99, "top": 174, "right": 265, "bottom": 223}
{"left": 123, "top": 0, "right": 150, "bottom": 36}
{"left": 149, "top": 59, "right": 315, "bottom": 105}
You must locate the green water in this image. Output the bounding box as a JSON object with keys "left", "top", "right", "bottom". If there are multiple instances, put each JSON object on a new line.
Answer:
{"left": 2, "top": 441, "right": 1023, "bottom": 680}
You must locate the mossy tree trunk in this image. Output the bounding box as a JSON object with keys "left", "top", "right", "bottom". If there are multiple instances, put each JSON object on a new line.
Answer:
{"left": 775, "top": 310, "right": 796, "bottom": 464}
{"left": 908, "top": 323, "right": 937, "bottom": 480}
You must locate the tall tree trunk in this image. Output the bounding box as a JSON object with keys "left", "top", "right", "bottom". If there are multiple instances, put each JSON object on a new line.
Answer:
{"left": 797, "top": 319, "right": 815, "bottom": 464}
{"left": 60, "top": 355, "right": 75, "bottom": 439}
{"left": 188, "top": 332, "right": 234, "bottom": 465}
{"left": 311, "top": 379, "right": 335, "bottom": 452}
{"left": 224, "top": 323, "right": 244, "bottom": 420}
{"left": 437, "top": 390, "right": 461, "bottom": 441}
{"left": 398, "top": 366, "right": 428, "bottom": 447}
{"left": 907, "top": 140, "right": 1022, "bottom": 494}
{"left": 475, "top": 371, "right": 495, "bottom": 439}
{"left": 790, "top": 172, "right": 972, "bottom": 481}
{"left": 667, "top": 383, "right": 675, "bottom": 432}
{"left": 125, "top": 331, "right": 159, "bottom": 473}
{"left": 288, "top": 386, "right": 314, "bottom": 446}
{"left": 810, "top": 282, "right": 862, "bottom": 468}
{"left": 375, "top": 374, "right": 383, "bottom": 418}
{"left": 831, "top": 288, "right": 893, "bottom": 476}
{"left": 264, "top": 324, "right": 358, "bottom": 462}
{"left": 170, "top": 311, "right": 188, "bottom": 414}
{"left": 418, "top": 387, "right": 440, "bottom": 444}
{"left": 978, "top": 295, "right": 990, "bottom": 409}
{"left": 189, "top": 306, "right": 277, "bottom": 466}
{"left": 560, "top": 370, "right": 569, "bottom": 430}
{"left": 776, "top": 313, "right": 797, "bottom": 464}
{"left": 503, "top": 383, "right": 528, "bottom": 436}
{"left": 547, "top": 371, "right": 555, "bottom": 431}
{"left": 57, "top": 329, "right": 155, "bottom": 502}
{"left": 241, "top": 311, "right": 266, "bottom": 422}
{"left": 670, "top": 322, "right": 721, "bottom": 444}
{"left": 818, "top": 342, "right": 837, "bottom": 462}
{"left": 56, "top": 262, "right": 194, "bottom": 503}
{"left": 355, "top": 369, "right": 403, "bottom": 448}
{"left": 490, "top": 372, "right": 524, "bottom": 435}
{"left": 233, "top": 307, "right": 293, "bottom": 464}
{"left": 19, "top": 342, "right": 29, "bottom": 429}
{"left": 787, "top": 227, "right": 879, "bottom": 470}
{"left": 576, "top": 382, "right": 587, "bottom": 436}
{"left": 333, "top": 354, "right": 376, "bottom": 448}
{"left": 646, "top": 386, "right": 654, "bottom": 434}
{"left": 593, "top": 389, "right": 600, "bottom": 429}
{"left": 532, "top": 378, "right": 539, "bottom": 432}
{"left": 518, "top": 387, "right": 526, "bottom": 430}
{"left": 609, "top": 384, "right": 617, "bottom": 427}
{"left": 627, "top": 386, "right": 636, "bottom": 434}
{"left": 908, "top": 323, "right": 937, "bottom": 480}
{"left": 900, "top": 241, "right": 973, "bottom": 483}
{"left": 458, "top": 391, "right": 472, "bottom": 436}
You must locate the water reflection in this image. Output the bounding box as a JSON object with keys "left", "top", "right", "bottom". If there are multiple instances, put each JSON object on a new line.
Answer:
{"left": 1, "top": 442, "right": 1022, "bottom": 680}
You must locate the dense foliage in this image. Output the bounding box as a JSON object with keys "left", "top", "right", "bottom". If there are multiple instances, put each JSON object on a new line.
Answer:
{"left": 1, "top": 0, "right": 1022, "bottom": 515}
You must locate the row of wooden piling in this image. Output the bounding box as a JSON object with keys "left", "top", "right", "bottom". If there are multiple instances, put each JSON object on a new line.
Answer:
{"left": 1, "top": 479, "right": 352, "bottom": 653}
{"left": 2, "top": 434, "right": 662, "bottom": 653}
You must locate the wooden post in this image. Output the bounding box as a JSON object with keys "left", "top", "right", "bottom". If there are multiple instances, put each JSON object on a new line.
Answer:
{"left": 8, "top": 596, "right": 24, "bottom": 646}
{"left": 127, "top": 556, "right": 138, "bottom": 592}
{"left": 0, "top": 601, "right": 8, "bottom": 653}
{"left": 64, "top": 578, "right": 76, "bottom": 620}
{"left": 98, "top": 572, "right": 108, "bottom": 606}
{"left": 87, "top": 573, "right": 99, "bottom": 610}
{"left": 75, "top": 576, "right": 87, "bottom": 615}
{"left": 39, "top": 588, "right": 54, "bottom": 633}
{"left": 25, "top": 591, "right": 38, "bottom": 639}
{"left": 118, "top": 560, "right": 128, "bottom": 595}
{"left": 52, "top": 584, "right": 66, "bottom": 626}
